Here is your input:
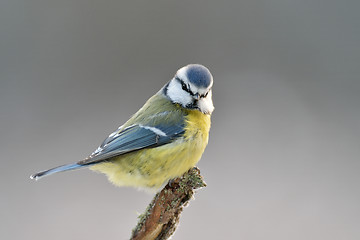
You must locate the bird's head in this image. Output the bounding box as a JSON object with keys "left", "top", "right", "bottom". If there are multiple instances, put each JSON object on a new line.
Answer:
{"left": 164, "top": 64, "right": 214, "bottom": 114}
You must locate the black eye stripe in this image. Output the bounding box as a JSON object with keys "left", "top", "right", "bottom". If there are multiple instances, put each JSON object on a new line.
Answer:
{"left": 175, "top": 77, "right": 211, "bottom": 98}
{"left": 176, "top": 77, "right": 195, "bottom": 96}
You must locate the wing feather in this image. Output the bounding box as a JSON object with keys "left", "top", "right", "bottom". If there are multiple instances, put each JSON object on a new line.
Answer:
{"left": 77, "top": 122, "right": 184, "bottom": 165}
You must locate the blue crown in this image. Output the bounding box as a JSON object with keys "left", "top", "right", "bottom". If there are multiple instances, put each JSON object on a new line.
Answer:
{"left": 186, "top": 64, "right": 212, "bottom": 88}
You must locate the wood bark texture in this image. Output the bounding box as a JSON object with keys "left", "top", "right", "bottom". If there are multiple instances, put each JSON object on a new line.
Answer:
{"left": 130, "top": 167, "right": 206, "bottom": 240}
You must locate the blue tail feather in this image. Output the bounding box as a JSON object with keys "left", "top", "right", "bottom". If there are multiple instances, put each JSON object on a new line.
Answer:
{"left": 30, "top": 163, "right": 86, "bottom": 180}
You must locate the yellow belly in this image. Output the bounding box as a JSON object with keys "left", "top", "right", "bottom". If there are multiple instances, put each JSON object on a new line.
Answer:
{"left": 90, "top": 110, "right": 211, "bottom": 190}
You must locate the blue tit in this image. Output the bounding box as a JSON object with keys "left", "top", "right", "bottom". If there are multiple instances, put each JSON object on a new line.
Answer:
{"left": 30, "top": 64, "right": 214, "bottom": 190}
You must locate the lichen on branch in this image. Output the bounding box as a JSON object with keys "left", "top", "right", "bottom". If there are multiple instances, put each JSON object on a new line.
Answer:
{"left": 130, "top": 167, "right": 206, "bottom": 240}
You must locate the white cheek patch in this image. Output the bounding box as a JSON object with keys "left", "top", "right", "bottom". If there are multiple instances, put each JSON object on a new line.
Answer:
{"left": 166, "top": 79, "right": 192, "bottom": 107}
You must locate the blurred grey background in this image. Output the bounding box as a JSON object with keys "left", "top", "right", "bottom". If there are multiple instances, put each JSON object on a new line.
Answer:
{"left": 1, "top": 0, "right": 359, "bottom": 239}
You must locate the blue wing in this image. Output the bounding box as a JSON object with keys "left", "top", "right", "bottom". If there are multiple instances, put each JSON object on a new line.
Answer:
{"left": 30, "top": 121, "right": 184, "bottom": 180}
{"left": 77, "top": 123, "right": 185, "bottom": 165}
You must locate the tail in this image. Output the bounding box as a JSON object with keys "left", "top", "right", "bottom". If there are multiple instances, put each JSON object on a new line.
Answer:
{"left": 30, "top": 163, "right": 88, "bottom": 180}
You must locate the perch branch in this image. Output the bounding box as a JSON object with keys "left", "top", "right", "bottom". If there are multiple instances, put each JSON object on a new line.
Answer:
{"left": 130, "top": 167, "right": 206, "bottom": 240}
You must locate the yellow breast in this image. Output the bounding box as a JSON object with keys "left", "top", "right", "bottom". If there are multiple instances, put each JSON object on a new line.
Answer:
{"left": 90, "top": 110, "right": 211, "bottom": 190}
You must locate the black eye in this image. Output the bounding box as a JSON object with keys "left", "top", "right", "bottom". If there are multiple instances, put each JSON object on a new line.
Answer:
{"left": 181, "top": 82, "right": 188, "bottom": 91}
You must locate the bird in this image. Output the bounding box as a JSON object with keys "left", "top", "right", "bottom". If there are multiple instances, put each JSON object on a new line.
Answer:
{"left": 30, "top": 64, "right": 214, "bottom": 191}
